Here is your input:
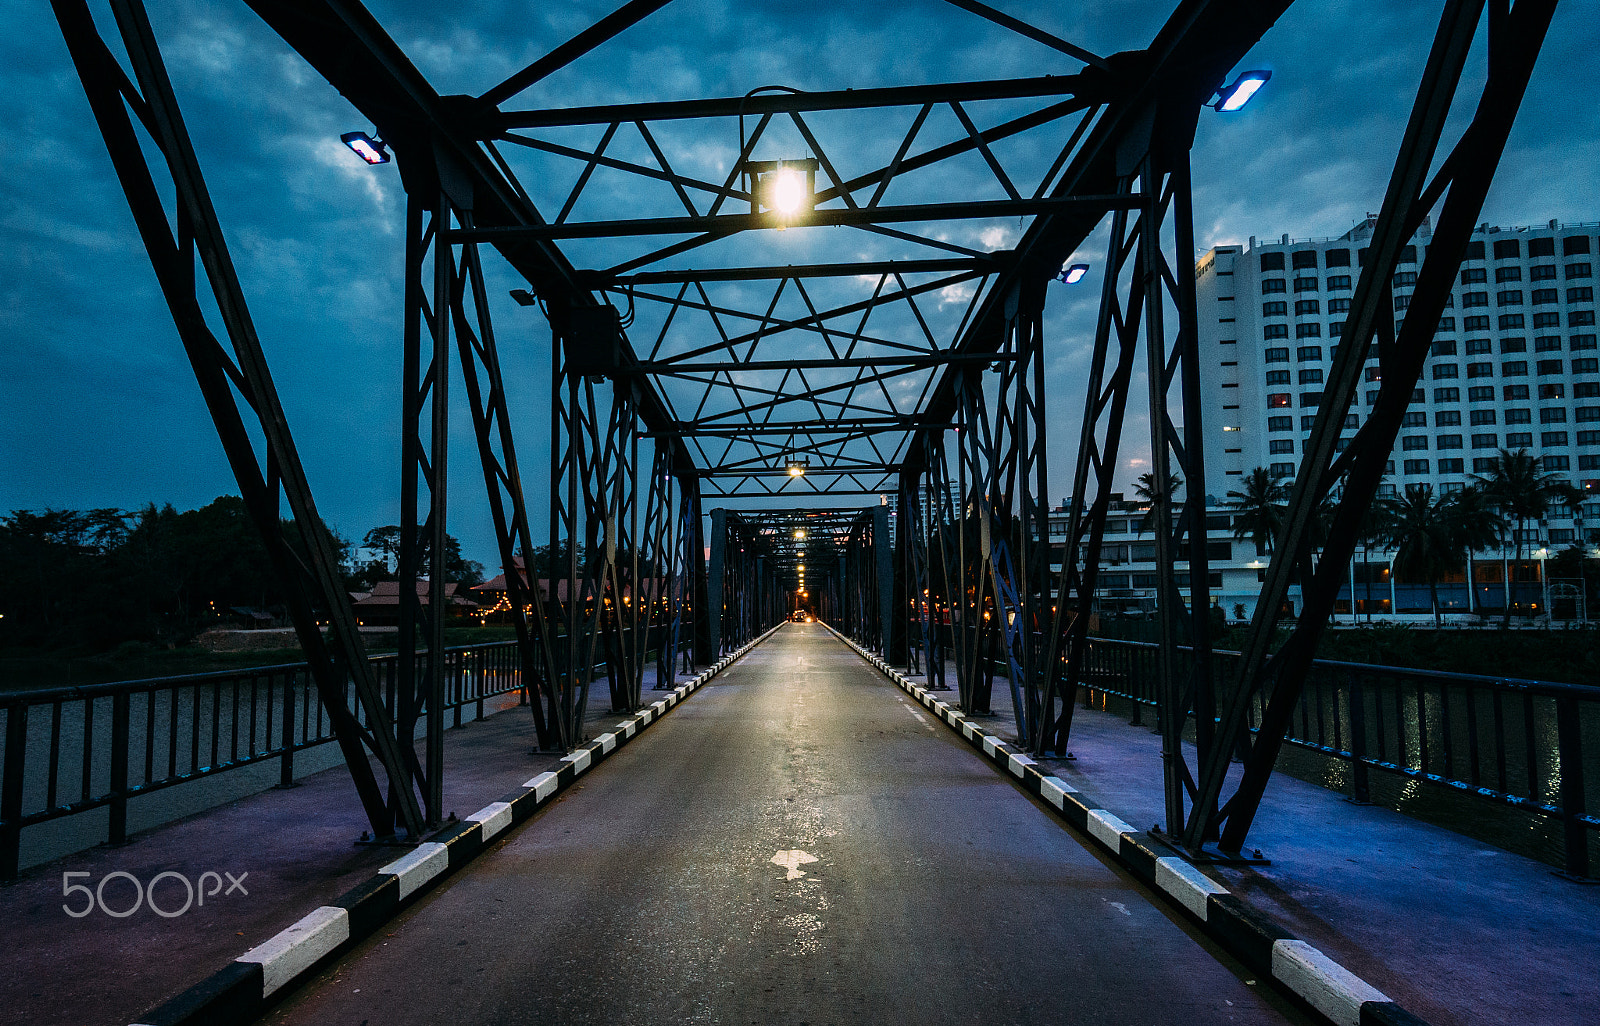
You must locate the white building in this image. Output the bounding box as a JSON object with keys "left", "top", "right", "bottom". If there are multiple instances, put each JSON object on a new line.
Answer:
{"left": 1182, "top": 216, "right": 1600, "bottom": 620}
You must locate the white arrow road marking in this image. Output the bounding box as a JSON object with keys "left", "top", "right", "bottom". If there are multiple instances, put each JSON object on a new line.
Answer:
{"left": 770, "top": 849, "right": 819, "bottom": 880}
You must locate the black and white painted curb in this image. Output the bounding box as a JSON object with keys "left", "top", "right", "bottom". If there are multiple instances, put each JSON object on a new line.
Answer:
{"left": 130, "top": 624, "right": 783, "bottom": 1026}
{"left": 824, "top": 624, "right": 1429, "bottom": 1026}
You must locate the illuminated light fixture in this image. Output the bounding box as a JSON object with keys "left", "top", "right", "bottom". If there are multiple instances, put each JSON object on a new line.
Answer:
{"left": 340, "top": 131, "right": 391, "bottom": 165}
{"left": 798, "top": 564, "right": 806, "bottom": 571}
{"left": 794, "top": 529, "right": 807, "bottom": 540}
{"left": 745, "top": 157, "right": 818, "bottom": 227}
{"left": 1057, "top": 262, "right": 1090, "bottom": 285}
{"left": 1211, "top": 70, "right": 1271, "bottom": 112}
{"left": 786, "top": 458, "right": 810, "bottom": 477}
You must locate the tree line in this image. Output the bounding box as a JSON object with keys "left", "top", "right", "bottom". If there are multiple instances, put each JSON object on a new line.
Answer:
{"left": 1215, "top": 447, "right": 1592, "bottom": 624}
{"left": 0, "top": 496, "right": 489, "bottom": 651}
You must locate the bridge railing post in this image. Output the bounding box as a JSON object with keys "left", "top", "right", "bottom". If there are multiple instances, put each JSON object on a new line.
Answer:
{"left": 2, "top": 704, "right": 26, "bottom": 881}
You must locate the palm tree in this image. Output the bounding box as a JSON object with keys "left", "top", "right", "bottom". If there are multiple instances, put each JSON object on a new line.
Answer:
{"left": 1377, "top": 484, "right": 1499, "bottom": 626}
{"left": 1472, "top": 449, "right": 1568, "bottom": 625}
{"left": 1378, "top": 485, "right": 1457, "bottom": 625}
{"left": 1352, "top": 488, "right": 1395, "bottom": 622}
{"left": 1448, "top": 484, "right": 1502, "bottom": 616}
{"left": 1226, "top": 466, "right": 1289, "bottom": 557}
{"left": 1132, "top": 471, "right": 1181, "bottom": 538}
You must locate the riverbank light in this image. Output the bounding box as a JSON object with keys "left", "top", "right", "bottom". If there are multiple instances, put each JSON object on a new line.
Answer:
{"left": 340, "top": 131, "right": 390, "bottom": 165}
{"left": 1058, "top": 263, "right": 1090, "bottom": 284}
{"left": 1211, "top": 71, "right": 1271, "bottom": 111}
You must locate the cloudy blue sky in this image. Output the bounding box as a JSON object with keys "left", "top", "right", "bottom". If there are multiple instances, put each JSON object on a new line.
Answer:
{"left": 2, "top": 1, "right": 1596, "bottom": 568}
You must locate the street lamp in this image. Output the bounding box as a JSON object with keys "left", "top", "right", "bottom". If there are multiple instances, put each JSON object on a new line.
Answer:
{"left": 1057, "top": 262, "right": 1089, "bottom": 285}
{"left": 745, "top": 157, "right": 818, "bottom": 227}
{"left": 340, "top": 131, "right": 390, "bottom": 165}
{"left": 1210, "top": 71, "right": 1271, "bottom": 112}
{"left": 786, "top": 459, "right": 809, "bottom": 478}
{"left": 1534, "top": 546, "right": 1551, "bottom": 621}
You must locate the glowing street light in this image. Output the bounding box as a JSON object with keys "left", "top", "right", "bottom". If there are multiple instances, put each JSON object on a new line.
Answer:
{"left": 1057, "top": 262, "right": 1090, "bottom": 284}
{"left": 340, "top": 131, "right": 390, "bottom": 165}
{"left": 1211, "top": 70, "right": 1271, "bottom": 112}
{"left": 786, "top": 458, "right": 809, "bottom": 477}
{"left": 745, "top": 158, "right": 818, "bottom": 227}
{"left": 794, "top": 529, "right": 807, "bottom": 540}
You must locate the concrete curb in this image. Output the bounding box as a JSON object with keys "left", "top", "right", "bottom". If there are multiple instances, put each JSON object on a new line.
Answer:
{"left": 823, "top": 624, "right": 1429, "bottom": 1026}
{"left": 130, "top": 624, "right": 783, "bottom": 1026}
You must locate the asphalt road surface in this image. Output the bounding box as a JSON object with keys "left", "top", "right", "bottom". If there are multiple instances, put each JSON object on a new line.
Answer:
{"left": 266, "top": 624, "right": 1310, "bottom": 1026}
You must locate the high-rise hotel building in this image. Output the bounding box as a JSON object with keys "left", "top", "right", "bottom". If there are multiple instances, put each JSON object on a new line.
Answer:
{"left": 1195, "top": 216, "right": 1600, "bottom": 553}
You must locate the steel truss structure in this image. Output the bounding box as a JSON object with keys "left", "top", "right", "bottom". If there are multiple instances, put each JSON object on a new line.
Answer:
{"left": 52, "top": 0, "right": 1558, "bottom": 859}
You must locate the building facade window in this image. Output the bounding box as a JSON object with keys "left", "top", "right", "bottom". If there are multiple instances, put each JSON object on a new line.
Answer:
{"left": 1535, "top": 336, "right": 1562, "bottom": 351}
{"left": 1542, "top": 432, "right": 1569, "bottom": 447}
{"left": 1464, "top": 315, "right": 1490, "bottom": 331}
{"left": 1436, "top": 410, "right": 1462, "bottom": 426}
{"left": 1545, "top": 455, "right": 1571, "bottom": 470}
{"left": 1505, "top": 408, "right": 1531, "bottom": 425}
{"left": 1472, "top": 433, "right": 1498, "bottom": 448}
{"left": 1298, "top": 369, "right": 1323, "bottom": 384}
{"left": 1502, "top": 361, "right": 1528, "bottom": 376}
{"left": 1467, "top": 385, "right": 1494, "bottom": 401}
{"left": 1403, "top": 459, "right": 1429, "bottom": 475}
{"left": 1536, "top": 359, "right": 1563, "bottom": 375}
{"left": 1269, "top": 439, "right": 1294, "bottom": 454}
{"left": 1467, "top": 362, "right": 1494, "bottom": 377}
{"left": 1297, "top": 345, "right": 1323, "bottom": 361}
{"left": 1499, "top": 314, "right": 1526, "bottom": 330}
{"left": 1463, "top": 291, "right": 1488, "bottom": 307}
{"left": 1506, "top": 431, "right": 1532, "bottom": 446}
{"left": 1437, "top": 434, "right": 1463, "bottom": 449}
{"left": 1439, "top": 458, "right": 1464, "bottom": 473}
{"left": 1327, "top": 275, "right": 1352, "bottom": 290}
{"left": 1262, "top": 278, "right": 1287, "bottom": 294}
{"left": 1432, "top": 363, "right": 1459, "bottom": 379}
{"left": 1263, "top": 301, "right": 1287, "bottom": 317}
{"left": 1295, "top": 322, "right": 1322, "bottom": 338}
{"left": 1496, "top": 266, "right": 1523, "bottom": 283}
{"left": 1266, "top": 370, "right": 1290, "bottom": 384}
{"left": 1506, "top": 384, "right": 1531, "bottom": 400}
{"left": 1533, "top": 312, "right": 1561, "bottom": 328}
{"left": 1260, "top": 252, "right": 1285, "bottom": 271}
{"left": 1268, "top": 415, "right": 1293, "bottom": 431}
{"left": 1293, "top": 276, "right": 1319, "bottom": 292}
{"left": 1264, "top": 324, "right": 1289, "bottom": 339}
{"left": 1530, "top": 264, "right": 1556, "bottom": 281}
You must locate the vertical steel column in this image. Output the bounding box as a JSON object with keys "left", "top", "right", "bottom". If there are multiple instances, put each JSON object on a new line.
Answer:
{"left": 876, "top": 503, "right": 895, "bottom": 657}
{"left": 1036, "top": 177, "right": 1142, "bottom": 755}
{"left": 397, "top": 189, "right": 449, "bottom": 827}
{"left": 708, "top": 508, "right": 727, "bottom": 656}
{"left": 448, "top": 211, "right": 557, "bottom": 748}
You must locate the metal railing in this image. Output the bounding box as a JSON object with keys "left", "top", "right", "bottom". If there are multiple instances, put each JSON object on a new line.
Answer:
{"left": 1075, "top": 637, "right": 1599, "bottom": 878}
{"left": 0, "top": 642, "right": 527, "bottom": 880}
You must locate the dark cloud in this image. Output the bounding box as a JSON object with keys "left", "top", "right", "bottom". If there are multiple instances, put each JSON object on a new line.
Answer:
{"left": 2, "top": 1, "right": 1594, "bottom": 565}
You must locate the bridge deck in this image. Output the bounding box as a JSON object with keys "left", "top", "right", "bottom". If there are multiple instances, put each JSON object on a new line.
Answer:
{"left": 266, "top": 623, "right": 1306, "bottom": 1025}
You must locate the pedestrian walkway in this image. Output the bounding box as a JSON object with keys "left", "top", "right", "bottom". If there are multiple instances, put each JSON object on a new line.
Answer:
{"left": 900, "top": 663, "right": 1600, "bottom": 1026}
{"left": 0, "top": 665, "right": 699, "bottom": 1026}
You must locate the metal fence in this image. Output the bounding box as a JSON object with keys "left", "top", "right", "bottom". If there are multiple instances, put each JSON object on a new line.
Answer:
{"left": 0, "top": 642, "right": 526, "bottom": 880}
{"left": 1076, "top": 637, "right": 1599, "bottom": 878}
